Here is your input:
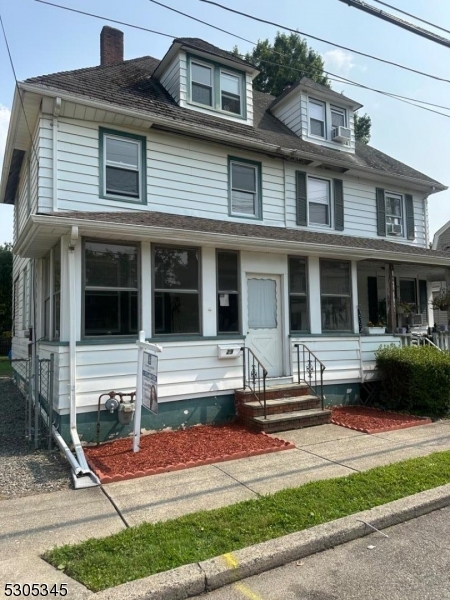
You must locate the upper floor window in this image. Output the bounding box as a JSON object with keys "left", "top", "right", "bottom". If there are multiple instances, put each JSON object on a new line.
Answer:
{"left": 331, "top": 106, "right": 346, "bottom": 131}
{"left": 100, "top": 128, "right": 146, "bottom": 203}
{"left": 228, "top": 157, "right": 262, "bottom": 219}
{"left": 308, "top": 177, "right": 331, "bottom": 227}
{"left": 386, "top": 193, "right": 403, "bottom": 236}
{"left": 309, "top": 99, "right": 326, "bottom": 138}
{"left": 188, "top": 55, "right": 245, "bottom": 118}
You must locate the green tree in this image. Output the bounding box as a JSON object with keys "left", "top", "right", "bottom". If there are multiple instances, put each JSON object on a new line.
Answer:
{"left": 354, "top": 113, "right": 372, "bottom": 144}
{"left": 0, "top": 243, "right": 12, "bottom": 333}
{"left": 235, "top": 32, "right": 372, "bottom": 144}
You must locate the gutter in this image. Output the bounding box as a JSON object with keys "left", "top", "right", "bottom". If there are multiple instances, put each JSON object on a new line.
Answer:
{"left": 16, "top": 82, "right": 447, "bottom": 195}
{"left": 26, "top": 213, "right": 450, "bottom": 268}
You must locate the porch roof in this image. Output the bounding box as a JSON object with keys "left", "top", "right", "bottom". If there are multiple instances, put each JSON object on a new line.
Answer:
{"left": 19, "top": 211, "right": 450, "bottom": 267}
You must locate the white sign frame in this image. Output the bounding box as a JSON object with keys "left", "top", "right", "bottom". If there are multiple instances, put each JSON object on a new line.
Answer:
{"left": 133, "top": 331, "right": 162, "bottom": 453}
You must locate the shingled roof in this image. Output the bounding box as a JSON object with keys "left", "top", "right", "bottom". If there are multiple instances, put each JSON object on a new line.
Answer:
{"left": 43, "top": 210, "right": 450, "bottom": 261}
{"left": 23, "top": 45, "right": 443, "bottom": 188}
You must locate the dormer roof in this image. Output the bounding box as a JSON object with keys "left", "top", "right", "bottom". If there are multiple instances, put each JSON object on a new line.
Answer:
{"left": 271, "top": 77, "right": 363, "bottom": 111}
{"left": 153, "top": 37, "right": 260, "bottom": 80}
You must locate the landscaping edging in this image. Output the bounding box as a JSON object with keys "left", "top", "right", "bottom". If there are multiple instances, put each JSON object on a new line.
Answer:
{"left": 88, "top": 434, "right": 295, "bottom": 484}
{"left": 93, "top": 484, "right": 450, "bottom": 599}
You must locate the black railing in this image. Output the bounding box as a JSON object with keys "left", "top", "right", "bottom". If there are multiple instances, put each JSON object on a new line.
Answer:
{"left": 293, "top": 343, "right": 326, "bottom": 410}
{"left": 241, "top": 346, "right": 268, "bottom": 419}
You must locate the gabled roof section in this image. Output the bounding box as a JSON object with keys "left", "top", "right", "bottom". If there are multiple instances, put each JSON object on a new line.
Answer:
{"left": 174, "top": 37, "right": 256, "bottom": 69}
{"left": 271, "top": 77, "right": 363, "bottom": 111}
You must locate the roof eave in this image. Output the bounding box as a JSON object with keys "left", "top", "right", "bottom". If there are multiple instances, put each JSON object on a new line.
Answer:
{"left": 0, "top": 89, "right": 22, "bottom": 204}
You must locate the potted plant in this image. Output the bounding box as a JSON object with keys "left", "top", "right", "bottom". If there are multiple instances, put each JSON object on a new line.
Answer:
{"left": 363, "top": 321, "right": 386, "bottom": 335}
{"left": 431, "top": 290, "right": 450, "bottom": 311}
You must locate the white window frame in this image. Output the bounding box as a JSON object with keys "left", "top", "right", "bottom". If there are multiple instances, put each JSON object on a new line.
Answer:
{"left": 309, "top": 98, "right": 327, "bottom": 139}
{"left": 190, "top": 59, "right": 214, "bottom": 109}
{"left": 219, "top": 69, "right": 243, "bottom": 117}
{"left": 229, "top": 159, "right": 261, "bottom": 219}
{"left": 331, "top": 105, "right": 347, "bottom": 136}
{"left": 307, "top": 176, "right": 332, "bottom": 228}
{"left": 103, "top": 133, "right": 142, "bottom": 201}
{"left": 385, "top": 192, "right": 404, "bottom": 237}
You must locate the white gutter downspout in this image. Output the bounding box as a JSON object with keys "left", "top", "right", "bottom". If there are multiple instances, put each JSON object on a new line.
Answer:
{"left": 67, "top": 226, "right": 99, "bottom": 486}
{"left": 52, "top": 98, "right": 61, "bottom": 212}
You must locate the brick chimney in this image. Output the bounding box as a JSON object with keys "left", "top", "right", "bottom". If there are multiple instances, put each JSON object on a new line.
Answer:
{"left": 100, "top": 26, "right": 124, "bottom": 66}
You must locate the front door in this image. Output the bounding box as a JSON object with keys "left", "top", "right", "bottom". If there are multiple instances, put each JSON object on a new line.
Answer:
{"left": 246, "top": 275, "right": 283, "bottom": 377}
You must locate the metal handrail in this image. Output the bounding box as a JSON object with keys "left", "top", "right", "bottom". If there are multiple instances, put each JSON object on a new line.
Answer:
{"left": 293, "top": 343, "right": 326, "bottom": 410}
{"left": 241, "top": 347, "right": 268, "bottom": 419}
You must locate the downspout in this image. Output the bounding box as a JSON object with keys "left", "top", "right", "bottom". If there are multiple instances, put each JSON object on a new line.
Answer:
{"left": 52, "top": 98, "right": 61, "bottom": 212}
{"left": 67, "top": 225, "right": 99, "bottom": 485}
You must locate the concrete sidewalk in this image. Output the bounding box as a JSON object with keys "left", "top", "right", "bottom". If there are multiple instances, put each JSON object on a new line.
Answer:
{"left": 1, "top": 421, "right": 450, "bottom": 596}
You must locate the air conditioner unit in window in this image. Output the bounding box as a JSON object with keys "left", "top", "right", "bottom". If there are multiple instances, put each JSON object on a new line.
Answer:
{"left": 408, "top": 314, "right": 423, "bottom": 326}
{"left": 332, "top": 126, "right": 351, "bottom": 143}
{"left": 387, "top": 223, "right": 402, "bottom": 235}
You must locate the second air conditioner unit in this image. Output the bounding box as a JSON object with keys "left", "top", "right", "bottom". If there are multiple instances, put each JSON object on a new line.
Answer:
{"left": 332, "top": 126, "right": 351, "bottom": 143}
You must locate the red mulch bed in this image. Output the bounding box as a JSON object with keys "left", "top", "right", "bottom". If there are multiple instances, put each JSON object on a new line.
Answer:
{"left": 85, "top": 424, "right": 294, "bottom": 483}
{"left": 331, "top": 406, "right": 432, "bottom": 434}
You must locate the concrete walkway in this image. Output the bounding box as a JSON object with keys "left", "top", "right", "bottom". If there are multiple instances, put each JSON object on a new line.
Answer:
{"left": 1, "top": 421, "right": 450, "bottom": 596}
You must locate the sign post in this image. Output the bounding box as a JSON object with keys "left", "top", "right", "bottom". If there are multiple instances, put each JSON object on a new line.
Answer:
{"left": 133, "top": 331, "right": 162, "bottom": 453}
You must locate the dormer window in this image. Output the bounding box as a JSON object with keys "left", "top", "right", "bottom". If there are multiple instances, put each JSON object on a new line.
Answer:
{"left": 331, "top": 106, "right": 346, "bottom": 131}
{"left": 191, "top": 61, "right": 213, "bottom": 107}
{"left": 309, "top": 99, "right": 326, "bottom": 138}
{"left": 188, "top": 55, "right": 245, "bottom": 118}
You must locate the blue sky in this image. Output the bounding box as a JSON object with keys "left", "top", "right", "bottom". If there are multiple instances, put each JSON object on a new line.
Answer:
{"left": 1, "top": 0, "right": 449, "bottom": 243}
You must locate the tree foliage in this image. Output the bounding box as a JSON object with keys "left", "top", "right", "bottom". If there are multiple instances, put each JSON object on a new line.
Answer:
{"left": 0, "top": 243, "right": 12, "bottom": 333}
{"left": 234, "top": 32, "right": 372, "bottom": 144}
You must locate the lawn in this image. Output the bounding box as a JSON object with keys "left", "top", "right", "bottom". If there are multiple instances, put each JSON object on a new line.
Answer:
{"left": 0, "top": 358, "right": 12, "bottom": 378}
{"left": 45, "top": 449, "right": 450, "bottom": 592}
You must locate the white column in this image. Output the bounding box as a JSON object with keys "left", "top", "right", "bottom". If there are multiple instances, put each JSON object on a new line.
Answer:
{"left": 427, "top": 281, "right": 434, "bottom": 329}
{"left": 141, "top": 242, "right": 152, "bottom": 336}
{"left": 202, "top": 246, "right": 217, "bottom": 336}
{"left": 351, "top": 260, "right": 359, "bottom": 334}
{"left": 308, "top": 256, "right": 322, "bottom": 334}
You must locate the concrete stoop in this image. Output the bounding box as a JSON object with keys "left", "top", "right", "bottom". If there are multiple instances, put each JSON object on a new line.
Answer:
{"left": 235, "top": 383, "right": 331, "bottom": 433}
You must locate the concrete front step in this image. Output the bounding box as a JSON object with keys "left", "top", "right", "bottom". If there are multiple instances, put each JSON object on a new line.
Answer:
{"left": 235, "top": 383, "right": 310, "bottom": 404}
{"left": 237, "top": 395, "right": 321, "bottom": 418}
{"left": 265, "top": 376, "right": 294, "bottom": 388}
{"left": 244, "top": 409, "right": 332, "bottom": 433}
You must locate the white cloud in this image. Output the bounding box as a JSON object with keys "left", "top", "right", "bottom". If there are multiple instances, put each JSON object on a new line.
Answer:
{"left": 322, "top": 49, "right": 367, "bottom": 77}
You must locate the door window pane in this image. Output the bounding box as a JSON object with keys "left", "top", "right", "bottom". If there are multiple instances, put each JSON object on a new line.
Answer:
{"left": 248, "top": 279, "right": 277, "bottom": 329}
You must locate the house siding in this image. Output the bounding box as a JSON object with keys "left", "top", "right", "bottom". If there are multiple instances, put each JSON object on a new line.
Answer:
{"left": 160, "top": 54, "right": 181, "bottom": 104}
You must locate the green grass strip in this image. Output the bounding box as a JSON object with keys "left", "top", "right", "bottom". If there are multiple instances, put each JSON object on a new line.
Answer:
{"left": 0, "top": 358, "right": 12, "bottom": 378}
{"left": 45, "top": 449, "right": 450, "bottom": 591}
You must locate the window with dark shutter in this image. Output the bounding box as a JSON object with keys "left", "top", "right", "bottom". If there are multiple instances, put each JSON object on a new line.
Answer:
{"left": 376, "top": 187, "right": 386, "bottom": 236}
{"left": 405, "top": 194, "right": 415, "bottom": 240}
{"left": 296, "top": 171, "right": 307, "bottom": 226}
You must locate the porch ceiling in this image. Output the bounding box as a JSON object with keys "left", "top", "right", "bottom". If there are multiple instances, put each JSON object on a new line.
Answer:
{"left": 359, "top": 259, "right": 447, "bottom": 282}
{"left": 16, "top": 212, "right": 450, "bottom": 268}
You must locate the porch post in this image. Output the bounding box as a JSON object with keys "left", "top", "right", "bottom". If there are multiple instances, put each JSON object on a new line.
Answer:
{"left": 386, "top": 263, "right": 396, "bottom": 333}
{"left": 308, "top": 256, "right": 322, "bottom": 334}
{"left": 351, "top": 261, "right": 359, "bottom": 333}
{"left": 445, "top": 269, "right": 450, "bottom": 330}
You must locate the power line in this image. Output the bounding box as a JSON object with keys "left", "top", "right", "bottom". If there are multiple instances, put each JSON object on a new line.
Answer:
{"left": 0, "top": 12, "right": 40, "bottom": 165}
{"left": 151, "top": 0, "right": 450, "bottom": 117}
{"left": 372, "top": 0, "right": 450, "bottom": 36}
{"left": 34, "top": 0, "right": 175, "bottom": 39}
{"left": 196, "top": 0, "right": 450, "bottom": 84}
{"left": 337, "top": 0, "right": 450, "bottom": 48}
{"left": 33, "top": 0, "right": 450, "bottom": 118}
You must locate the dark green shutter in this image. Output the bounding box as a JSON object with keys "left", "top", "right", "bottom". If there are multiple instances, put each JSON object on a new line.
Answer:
{"left": 333, "top": 178, "right": 344, "bottom": 231}
{"left": 376, "top": 187, "right": 386, "bottom": 237}
{"left": 405, "top": 194, "right": 415, "bottom": 240}
{"left": 419, "top": 280, "right": 427, "bottom": 315}
{"left": 296, "top": 171, "right": 307, "bottom": 226}
{"left": 368, "top": 277, "right": 378, "bottom": 324}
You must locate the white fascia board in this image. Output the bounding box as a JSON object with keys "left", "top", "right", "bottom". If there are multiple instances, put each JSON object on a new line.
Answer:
{"left": 26, "top": 214, "right": 450, "bottom": 267}
{"left": 18, "top": 83, "right": 447, "bottom": 194}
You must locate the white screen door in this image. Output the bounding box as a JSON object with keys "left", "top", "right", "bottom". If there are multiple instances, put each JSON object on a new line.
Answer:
{"left": 246, "top": 275, "right": 283, "bottom": 377}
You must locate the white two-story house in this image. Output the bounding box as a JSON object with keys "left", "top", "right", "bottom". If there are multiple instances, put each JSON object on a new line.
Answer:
{"left": 2, "top": 27, "right": 449, "bottom": 449}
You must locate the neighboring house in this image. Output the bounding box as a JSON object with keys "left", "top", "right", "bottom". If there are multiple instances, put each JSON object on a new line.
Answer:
{"left": 2, "top": 26, "right": 450, "bottom": 445}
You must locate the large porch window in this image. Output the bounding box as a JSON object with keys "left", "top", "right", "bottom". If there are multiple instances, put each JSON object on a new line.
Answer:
{"left": 289, "top": 256, "right": 309, "bottom": 332}
{"left": 84, "top": 241, "right": 139, "bottom": 337}
{"left": 217, "top": 250, "right": 240, "bottom": 334}
{"left": 320, "top": 259, "right": 352, "bottom": 332}
{"left": 154, "top": 246, "right": 200, "bottom": 335}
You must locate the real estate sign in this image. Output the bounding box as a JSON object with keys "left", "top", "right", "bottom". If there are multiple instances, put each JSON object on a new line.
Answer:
{"left": 142, "top": 350, "right": 158, "bottom": 415}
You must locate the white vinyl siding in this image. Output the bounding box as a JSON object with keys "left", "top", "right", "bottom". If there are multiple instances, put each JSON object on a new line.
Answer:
{"left": 160, "top": 54, "right": 182, "bottom": 103}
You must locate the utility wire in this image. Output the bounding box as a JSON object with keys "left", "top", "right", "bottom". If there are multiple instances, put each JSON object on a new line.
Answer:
{"left": 0, "top": 12, "right": 40, "bottom": 165}
{"left": 151, "top": 0, "right": 450, "bottom": 117}
{"left": 196, "top": 0, "right": 450, "bottom": 84}
{"left": 372, "top": 0, "right": 450, "bottom": 36}
{"left": 337, "top": 0, "right": 450, "bottom": 48}
{"left": 33, "top": 0, "right": 450, "bottom": 118}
